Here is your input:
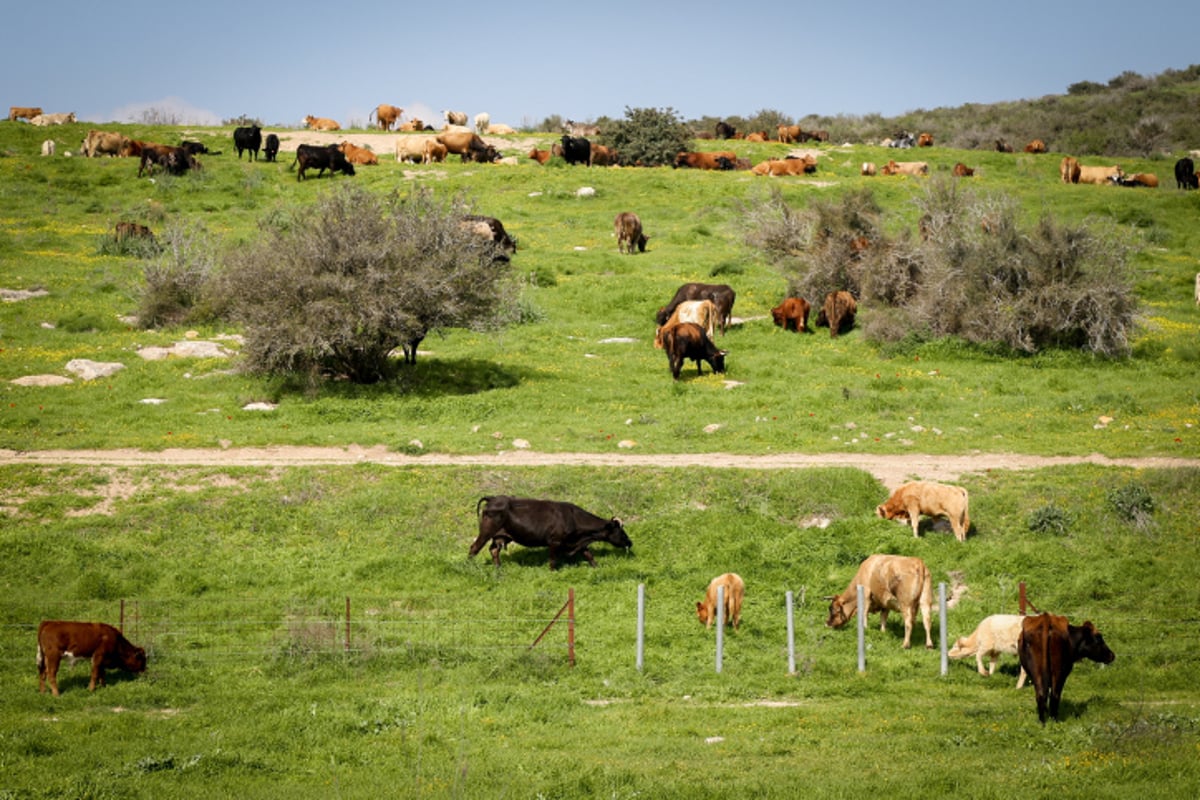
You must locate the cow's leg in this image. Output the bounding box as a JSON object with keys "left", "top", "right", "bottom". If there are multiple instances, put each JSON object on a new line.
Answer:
{"left": 906, "top": 501, "right": 922, "bottom": 537}
{"left": 468, "top": 516, "right": 500, "bottom": 559}
{"left": 89, "top": 651, "right": 104, "bottom": 691}
{"left": 581, "top": 547, "right": 597, "bottom": 568}
{"left": 1016, "top": 667, "right": 1028, "bottom": 689}
{"left": 977, "top": 652, "right": 989, "bottom": 677}
{"left": 900, "top": 607, "right": 914, "bottom": 649}
{"left": 878, "top": 607, "right": 889, "bottom": 632}
{"left": 921, "top": 606, "right": 933, "bottom": 649}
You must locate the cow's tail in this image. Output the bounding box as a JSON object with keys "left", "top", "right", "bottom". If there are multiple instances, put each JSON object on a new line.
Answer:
{"left": 476, "top": 496, "right": 494, "bottom": 517}
{"left": 36, "top": 641, "right": 44, "bottom": 671}
{"left": 959, "top": 487, "right": 971, "bottom": 534}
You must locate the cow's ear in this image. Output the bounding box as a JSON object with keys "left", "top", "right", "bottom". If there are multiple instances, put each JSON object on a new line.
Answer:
{"left": 718, "top": 350, "right": 728, "bottom": 356}
{"left": 611, "top": 517, "right": 623, "bottom": 526}
{"left": 822, "top": 595, "right": 837, "bottom": 601}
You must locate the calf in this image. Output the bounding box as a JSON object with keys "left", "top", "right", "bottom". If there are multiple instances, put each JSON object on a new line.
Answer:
{"left": 952, "top": 162, "right": 975, "bottom": 177}
{"left": 233, "top": 125, "right": 262, "bottom": 161}
{"left": 614, "top": 212, "right": 647, "bottom": 254}
{"left": 263, "top": 133, "right": 280, "bottom": 162}
{"left": 654, "top": 299, "right": 718, "bottom": 348}
{"left": 469, "top": 495, "right": 631, "bottom": 569}
{"left": 528, "top": 147, "right": 552, "bottom": 164}
{"left": 949, "top": 614, "right": 1028, "bottom": 687}
{"left": 1111, "top": 172, "right": 1158, "bottom": 188}
{"left": 1019, "top": 613, "right": 1116, "bottom": 723}
{"left": 657, "top": 282, "right": 736, "bottom": 334}
{"left": 875, "top": 480, "right": 970, "bottom": 541}
{"left": 1173, "top": 157, "right": 1197, "bottom": 190}
{"left": 826, "top": 554, "right": 933, "bottom": 649}
{"left": 815, "top": 290, "right": 857, "bottom": 338}
{"left": 696, "top": 573, "right": 745, "bottom": 630}
{"left": 661, "top": 321, "right": 726, "bottom": 380}
{"left": 423, "top": 140, "right": 447, "bottom": 163}
{"left": 771, "top": 297, "right": 810, "bottom": 332}
{"left": 37, "top": 620, "right": 146, "bottom": 696}
{"left": 291, "top": 144, "right": 356, "bottom": 181}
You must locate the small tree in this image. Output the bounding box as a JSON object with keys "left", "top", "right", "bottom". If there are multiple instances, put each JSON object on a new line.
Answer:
{"left": 602, "top": 107, "right": 691, "bottom": 167}
{"left": 220, "top": 186, "right": 516, "bottom": 383}
{"left": 136, "top": 222, "right": 219, "bottom": 328}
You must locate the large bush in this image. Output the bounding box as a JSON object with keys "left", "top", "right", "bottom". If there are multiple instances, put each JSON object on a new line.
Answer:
{"left": 744, "top": 179, "right": 1139, "bottom": 356}
{"left": 601, "top": 107, "right": 692, "bottom": 167}
{"left": 219, "top": 186, "right": 516, "bottom": 383}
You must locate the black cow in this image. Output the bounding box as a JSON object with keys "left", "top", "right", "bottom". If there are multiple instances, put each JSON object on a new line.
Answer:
{"left": 233, "top": 125, "right": 262, "bottom": 161}
{"left": 662, "top": 321, "right": 727, "bottom": 380}
{"left": 560, "top": 135, "right": 591, "bottom": 166}
{"left": 179, "top": 140, "right": 209, "bottom": 156}
{"left": 290, "top": 143, "right": 356, "bottom": 181}
{"left": 463, "top": 140, "right": 501, "bottom": 163}
{"left": 469, "top": 496, "right": 632, "bottom": 569}
{"left": 656, "top": 282, "right": 736, "bottom": 334}
{"left": 715, "top": 120, "right": 736, "bottom": 139}
{"left": 1018, "top": 613, "right": 1116, "bottom": 724}
{"left": 138, "top": 145, "right": 199, "bottom": 177}
{"left": 1175, "top": 157, "right": 1198, "bottom": 190}
{"left": 263, "top": 133, "right": 280, "bottom": 162}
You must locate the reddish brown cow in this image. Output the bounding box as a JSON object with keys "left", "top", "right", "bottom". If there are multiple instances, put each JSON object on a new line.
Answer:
{"left": 614, "top": 212, "right": 647, "bottom": 254}
{"left": 825, "top": 554, "right": 933, "bottom": 649}
{"left": 1024, "top": 139, "right": 1047, "bottom": 154}
{"left": 674, "top": 151, "right": 737, "bottom": 170}
{"left": 917, "top": 132, "right": 934, "bottom": 147}
{"left": 9, "top": 106, "right": 42, "bottom": 121}
{"left": 590, "top": 143, "right": 618, "bottom": 166}
{"left": 771, "top": 297, "right": 811, "bottom": 332}
{"left": 37, "top": 621, "right": 146, "bottom": 696}
{"left": 952, "top": 162, "right": 975, "bottom": 177}
{"left": 661, "top": 321, "right": 727, "bottom": 379}
{"left": 696, "top": 573, "right": 745, "bottom": 630}
{"left": 370, "top": 103, "right": 403, "bottom": 131}
{"left": 114, "top": 222, "right": 153, "bottom": 241}
{"left": 528, "top": 147, "right": 552, "bottom": 164}
{"left": 1018, "top": 613, "right": 1116, "bottom": 723}
{"left": 815, "top": 290, "right": 857, "bottom": 338}
{"left": 338, "top": 141, "right": 379, "bottom": 165}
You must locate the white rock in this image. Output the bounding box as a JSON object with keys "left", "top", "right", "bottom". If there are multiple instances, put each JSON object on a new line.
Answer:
{"left": 139, "top": 398, "right": 168, "bottom": 405}
{"left": 10, "top": 375, "right": 72, "bottom": 387}
{"left": 512, "top": 438, "right": 530, "bottom": 449}
{"left": 575, "top": 187, "right": 596, "bottom": 197}
{"left": 242, "top": 402, "right": 277, "bottom": 411}
{"left": 65, "top": 359, "right": 124, "bottom": 380}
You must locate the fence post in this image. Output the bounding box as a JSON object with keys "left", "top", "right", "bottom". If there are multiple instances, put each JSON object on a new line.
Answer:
{"left": 939, "top": 582, "right": 948, "bottom": 676}
{"left": 856, "top": 584, "right": 866, "bottom": 673}
{"left": 715, "top": 585, "right": 725, "bottom": 674}
{"left": 786, "top": 590, "right": 795, "bottom": 675}
{"left": 345, "top": 596, "right": 351, "bottom": 653}
{"left": 1019, "top": 582, "right": 1027, "bottom": 615}
{"left": 119, "top": 598, "right": 125, "bottom": 633}
{"left": 567, "top": 587, "right": 575, "bottom": 667}
{"left": 636, "top": 583, "right": 645, "bottom": 672}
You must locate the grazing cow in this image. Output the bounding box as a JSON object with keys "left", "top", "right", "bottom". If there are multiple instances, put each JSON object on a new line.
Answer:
{"left": 370, "top": 103, "right": 403, "bottom": 131}
{"left": 777, "top": 124, "right": 803, "bottom": 143}
{"left": 917, "top": 132, "right": 934, "bottom": 147}
{"left": 1111, "top": 172, "right": 1158, "bottom": 188}
{"left": 715, "top": 120, "right": 736, "bottom": 139}
{"left": 233, "top": 125, "right": 262, "bottom": 161}
{"left": 8, "top": 106, "right": 42, "bottom": 122}
{"left": 461, "top": 214, "right": 517, "bottom": 255}
{"left": 473, "top": 112, "right": 490, "bottom": 133}
{"left": 590, "top": 143, "right": 618, "bottom": 166}
{"left": 1075, "top": 164, "right": 1123, "bottom": 185}
{"left": 114, "top": 222, "right": 154, "bottom": 242}
{"left": 675, "top": 151, "right": 737, "bottom": 170}
{"left": 771, "top": 297, "right": 811, "bottom": 332}
{"left": 949, "top": 614, "right": 1028, "bottom": 687}
{"left": 875, "top": 480, "right": 970, "bottom": 542}
{"left": 37, "top": 620, "right": 146, "bottom": 696}
{"left": 30, "top": 112, "right": 75, "bottom": 126}
{"left": 443, "top": 109, "right": 468, "bottom": 126}
{"left": 661, "top": 321, "right": 727, "bottom": 380}
{"left": 995, "top": 139, "right": 1014, "bottom": 153}
{"left": 696, "top": 573, "right": 745, "bottom": 630}
{"left": 614, "top": 212, "right": 647, "bottom": 254}
{"left": 560, "top": 135, "right": 592, "bottom": 166}
{"left": 1024, "top": 139, "right": 1047, "bottom": 154}
{"left": 1174, "top": 157, "right": 1198, "bottom": 190}
{"left": 469, "top": 495, "right": 631, "bottom": 569}
{"left": 263, "top": 133, "right": 280, "bottom": 162}
{"left": 1060, "top": 156, "right": 1080, "bottom": 183}
{"left": 815, "top": 290, "right": 856, "bottom": 338}
{"left": 825, "top": 554, "right": 933, "bottom": 649}
{"left": 528, "top": 147, "right": 552, "bottom": 164}
{"left": 861, "top": 162, "right": 877, "bottom": 176}
{"left": 304, "top": 115, "right": 341, "bottom": 131}
{"left": 395, "top": 135, "right": 432, "bottom": 163}
{"left": 657, "top": 282, "right": 736, "bottom": 334}
{"left": 291, "top": 143, "right": 356, "bottom": 180}
{"left": 654, "top": 299, "right": 718, "bottom": 348}
{"left": 81, "top": 129, "right": 129, "bottom": 158}
{"left": 881, "top": 160, "right": 929, "bottom": 176}
{"left": 338, "top": 141, "right": 379, "bottom": 165}
{"left": 952, "top": 162, "right": 975, "bottom": 177}
{"left": 423, "top": 140, "right": 447, "bottom": 163}
{"left": 138, "top": 144, "right": 199, "bottom": 177}
{"left": 437, "top": 131, "right": 499, "bottom": 162}
{"left": 40, "top": 139, "right": 55, "bottom": 157}
{"left": 1018, "top": 613, "right": 1116, "bottom": 723}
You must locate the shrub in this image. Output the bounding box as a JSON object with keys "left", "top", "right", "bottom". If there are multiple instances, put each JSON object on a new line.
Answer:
{"left": 601, "top": 107, "right": 691, "bottom": 168}
{"left": 1027, "top": 504, "right": 1075, "bottom": 535}
{"left": 136, "top": 222, "right": 220, "bottom": 328}
{"left": 1107, "top": 483, "right": 1155, "bottom": 527}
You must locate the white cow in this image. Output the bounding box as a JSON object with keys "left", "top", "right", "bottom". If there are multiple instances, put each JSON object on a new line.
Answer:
{"left": 474, "top": 112, "right": 490, "bottom": 134}
{"left": 949, "top": 614, "right": 1029, "bottom": 687}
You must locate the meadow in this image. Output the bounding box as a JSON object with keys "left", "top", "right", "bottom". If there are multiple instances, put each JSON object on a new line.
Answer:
{"left": 1, "top": 120, "right": 1199, "bottom": 798}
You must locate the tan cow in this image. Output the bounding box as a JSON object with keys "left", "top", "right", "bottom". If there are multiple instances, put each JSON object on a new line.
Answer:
{"left": 815, "top": 290, "right": 857, "bottom": 338}
{"left": 443, "top": 109, "right": 468, "bottom": 126}
{"left": 825, "top": 554, "right": 933, "bottom": 649}
{"left": 861, "top": 162, "right": 877, "bottom": 176}
{"left": 654, "top": 300, "right": 718, "bottom": 348}
{"left": 395, "top": 135, "right": 433, "bottom": 163}
{"left": 949, "top": 614, "right": 1028, "bottom": 687}
{"left": 696, "top": 573, "right": 745, "bottom": 630}
{"left": 30, "top": 112, "right": 75, "bottom": 126}
{"left": 1024, "top": 139, "right": 1047, "bottom": 154}
{"left": 745, "top": 131, "right": 769, "bottom": 142}
{"left": 881, "top": 160, "right": 929, "bottom": 176}
{"left": 304, "top": 115, "right": 341, "bottom": 131}
{"left": 777, "top": 124, "right": 803, "bottom": 143}
{"left": 81, "top": 129, "right": 130, "bottom": 157}
{"left": 875, "top": 480, "right": 971, "bottom": 542}
{"left": 1059, "top": 156, "right": 1080, "bottom": 183}
{"left": 423, "top": 140, "right": 447, "bottom": 164}
{"left": 1075, "top": 164, "right": 1123, "bottom": 185}
{"left": 613, "top": 212, "right": 647, "bottom": 254}
{"left": 397, "top": 118, "right": 425, "bottom": 132}
{"left": 338, "top": 141, "right": 378, "bottom": 165}
{"left": 370, "top": 104, "right": 403, "bottom": 131}
{"left": 752, "top": 156, "right": 816, "bottom": 176}
{"left": 9, "top": 106, "right": 42, "bottom": 121}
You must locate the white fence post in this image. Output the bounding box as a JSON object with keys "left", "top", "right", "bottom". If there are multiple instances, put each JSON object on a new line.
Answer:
{"left": 856, "top": 584, "right": 866, "bottom": 673}
{"left": 636, "top": 583, "right": 645, "bottom": 672}
{"left": 939, "top": 582, "right": 948, "bottom": 676}
{"left": 786, "top": 590, "right": 795, "bottom": 674}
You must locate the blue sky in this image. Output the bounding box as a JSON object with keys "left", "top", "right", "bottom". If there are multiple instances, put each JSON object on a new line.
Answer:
{"left": 3, "top": 0, "right": 1194, "bottom": 129}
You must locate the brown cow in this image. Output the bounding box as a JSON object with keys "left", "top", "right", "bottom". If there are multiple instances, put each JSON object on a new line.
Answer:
{"left": 1112, "top": 172, "right": 1158, "bottom": 188}
{"left": 114, "top": 222, "right": 154, "bottom": 242}
{"left": 696, "top": 573, "right": 745, "bottom": 630}
{"left": 1075, "top": 164, "right": 1123, "bottom": 185}
{"left": 656, "top": 283, "right": 736, "bottom": 334}
{"left": 304, "top": 114, "right": 341, "bottom": 131}
{"left": 370, "top": 103, "right": 403, "bottom": 131}
{"left": 338, "top": 141, "right": 379, "bottom": 165}
{"left": 875, "top": 481, "right": 970, "bottom": 542}
{"left": 674, "top": 151, "right": 737, "bottom": 170}
{"left": 397, "top": 118, "right": 425, "bottom": 132}
{"left": 661, "top": 321, "right": 727, "bottom": 379}
{"left": 745, "top": 131, "right": 769, "bottom": 142}
{"left": 825, "top": 554, "right": 933, "bottom": 649}
{"left": 422, "top": 140, "right": 447, "bottom": 164}
{"left": 654, "top": 300, "right": 718, "bottom": 348}
{"left": 591, "top": 143, "right": 618, "bottom": 166}
{"left": 752, "top": 156, "right": 816, "bottom": 176}
{"left": 37, "top": 620, "right": 146, "bottom": 696}
{"left": 1024, "top": 139, "right": 1047, "bottom": 154}
{"left": 771, "top": 297, "right": 811, "bottom": 332}
{"left": 528, "top": 147, "right": 552, "bottom": 164}
{"left": 917, "top": 132, "right": 934, "bottom": 147}
{"left": 614, "top": 212, "right": 647, "bottom": 254}
{"left": 436, "top": 131, "right": 497, "bottom": 162}
{"left": 952, "top": 162, "right": 975, "bottom": 177}
{"left": 1060, "top": 156, "right": 1080, "bottom": 183}
{"left": 9, "top": 106, "right": 42, "bottom": 122}
{"left": 815, "top": 290, "right": 856, "bottom": 338}
{"left": 777, "top": 124, "right": 803, "bottom": 143}
{"left": 1018, "top": 613, "right": 1116, "bottom": 723}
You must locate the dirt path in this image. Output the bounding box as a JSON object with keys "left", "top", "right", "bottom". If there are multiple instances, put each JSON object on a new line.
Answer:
{"left": 2, "top": 447, "right": 1196, "bottom": 488}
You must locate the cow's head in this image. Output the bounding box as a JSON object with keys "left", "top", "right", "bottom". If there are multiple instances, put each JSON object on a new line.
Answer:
{"left": 636, "top": 233, "right": 648, "bottom": 253}
{"left": 825, "top": 596, "right": 853, "bottom": 629}
{"left": 604, "top": 519, "right": 632, "bottom": 551}
{"left": 125, "top": 646, "right": 148, "bottom": 673}
{"left": 1073, "top": 621, "right": 1116, "bottom": 665}
{"left": 711, "top": 351, "right": 727, "bottom": 374}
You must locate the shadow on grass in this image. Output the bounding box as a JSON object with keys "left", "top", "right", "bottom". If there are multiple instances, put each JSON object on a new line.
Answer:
{"left": 271, "top": 358, "right": 537, "bottom": 400}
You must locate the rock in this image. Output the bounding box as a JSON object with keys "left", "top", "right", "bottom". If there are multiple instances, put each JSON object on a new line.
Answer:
{"left": 65, "top": 359, "right": 124, "bottom": 380}
{"left": 242, "top": 402, "right": 277, "bottom": 411}
{"left": 10, "top": 375, "right": 72, "bottom": 387}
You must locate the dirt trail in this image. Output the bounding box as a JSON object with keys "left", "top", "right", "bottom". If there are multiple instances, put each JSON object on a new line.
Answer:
{"left": 2, "top": 447, "right": 1196, "bottom": 488}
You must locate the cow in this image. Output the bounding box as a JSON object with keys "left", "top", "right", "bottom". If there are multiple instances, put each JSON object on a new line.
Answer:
{"left": 881, "top": 160, "right": 929, "bottom": 176}
{"left": 674, "top": 151, "right": 737, "bottom": 170}
{"left": 952, "top": 162, "right": 975, "bottom": 177}
{"left": 461, "top": 214, "right": 517, "bottom": 256}
{"left": 887, "top": 131, "right": 916, "bottom": 149}
{"left": 8, "top": 106, "right": 42, "bottom": 122}
{"left": 715, "top": 120, "right": 736, "bottom": 139}
{"left": 443, "top": 109, "right": 468, "bottom": 126}
{"left": 423, "top": 140, "right": 447, "bottom": 164}
{"left": 654, "top": 299, "right": 718, "bottom": 348}
{"left": 473, "top": 112, "right": 490, "bottom": 133}
{"left": 1018, "top": 613, "right": 1116, "bottom": 723}
{"left": 36, "top": 620, "right": 146, "bottom": 696}
{"left": 487, "top": 123, "right": 517, "bottom": 135}
{"left": 233, "top": 125, "right": 262, "bottom": 161}
{"left": 752, "top": 156, "right": 816, "bottom": 176}
{"left": 949, "top": 614, "right": 1028, "bottom": 687}
{"left": 815, "top": 290, "right": 856, "bottom": 338}
{"left": 1111, "top": 172, "right": 1158, "bottom": 188}
{"left": 1174, "top": 157, "right": 1198, "bottom": 190}
{"left": 80, "top": 129, "right": 129, "bottom": 158}
{"left": 861, "top": 162, "right": 877, "bottom": 176}
{"left": 263, "top": 133, "right": 280, "bottom": 162}
{"left": 590, "top": 143, "right": 618, "bottom": 166}
{"left": 40, "top": 139, "right": 55, "bottom": 157}
{"left": 560, "top": 135, "right": 592, "bottom": 166}
{"left": 745, "top": 131, "right": 769, "bottom": 142}
{"left": 696, "top": 573, "right": 745, "bottom": 630}
{"left": 995, "top": 139, "right": 1014, "bottom": 153}
{"left": 437, "top": 131, "right": 499, "bottom": 162}
{"left": 469, "top": 495, "right": 631, "bottom": 569}
{"left": 398, "top": 118, "right": 425, "bottom": 132}
{"left": 30, "top": 112, "right": 75, "bottom": 126}
{"left": 614, "top": 212, "right": 647, "bottom": 254}
{"left": 1075, "top": 164, "right": 1123, "bottom": 185}
{"left": 304, "top": 115, "right": 341, "bottom": 131}
{"left": 528, "top": 147, "right": 552, "bottom": 164}
{"left": 771, "top": 297, "right": 811, "bottom": 332}
{"left": 917, "top": 132, "right": 934, "bottom": 147}
{"left": 138, "top": 144, "right": 199, "bottom": 177}
{"left": 657, "top": 282, "right": 736, "bottom": 335}
{"left": 370, "top": 103, "right": 403, "bottom": 131}
{"left": 395, "top": 135, "right": 433, "bottom": 163}
{"left": 114, "top": 221, "right": 154, "bottom": 242}
{"left": 808, "top": 129, "right": 830, "bottom": 142}
{"left": 338, "top": 141, "right": 379, "bottom": 165}
{"left": 875, "top": 480, "right": 970, "bottom": 542}
{"left": 291, "top": 143, "right": 356, "bottom": 180}
{"left": 661, "top": 321, "right": 726, "bottom": 380}
{"left": 1024, "top": 139, "right": 1047, "bottom": 154}
{"left": 1060, "top": 156, "right": 1080, "bottom": 183}
{"left": 179, "top": 140, "right": 209, "bottom": 156}
{"left": 824, "top": 554, "right": 933, "bottom": 649}
{"left": 777, "top": 124, "right": 803, "bottom": 143}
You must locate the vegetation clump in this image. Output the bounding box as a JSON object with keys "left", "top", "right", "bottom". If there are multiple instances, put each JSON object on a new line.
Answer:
{"left": 601, "top": 106, "right": 692, "bottom": 167}
{"left": 1107, "top": 482, "right": 1155, "bottom": 527}
{"left": 1027, "top": 504, "right": 1075, "bottom": 535}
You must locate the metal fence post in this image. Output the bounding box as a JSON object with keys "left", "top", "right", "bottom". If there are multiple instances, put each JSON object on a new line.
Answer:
{"left": 939, "top": 582, "right": 947, "bottom": 676}
{"left": 636, "top": 583, "right": 645, "bottom": 672}
{"left": 786, "top": 590, "right": 796, "bottom": 674}
{"left": 856, "top": 584, "right": 866, "bottom": 673}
